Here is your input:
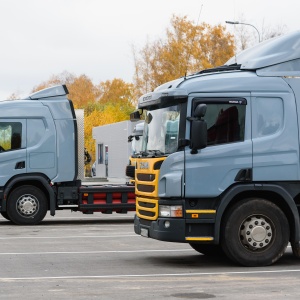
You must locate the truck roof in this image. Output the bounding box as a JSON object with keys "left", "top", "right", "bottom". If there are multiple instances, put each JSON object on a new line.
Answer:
{"left": 178, "top": 71, "right": 290, "bottom": 94}
{"left": 0, "top": 85, "right": 72, "bottom": 119}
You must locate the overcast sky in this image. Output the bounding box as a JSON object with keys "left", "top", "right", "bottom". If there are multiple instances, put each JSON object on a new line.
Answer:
{"left": 0, "top": 0, "right": 299, "bottom": 99}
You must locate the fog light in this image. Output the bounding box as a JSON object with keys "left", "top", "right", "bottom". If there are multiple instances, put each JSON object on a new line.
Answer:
{"left": 164, "top": 221, "right": 170, "bottom": 228}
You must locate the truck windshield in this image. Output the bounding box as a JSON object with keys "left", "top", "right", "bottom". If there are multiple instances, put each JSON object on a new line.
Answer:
{"left": 142, "top": 105, "right": 180, "bottom": 156}
{"left": 131, "top": 135, "right": 143, "bottom": 154}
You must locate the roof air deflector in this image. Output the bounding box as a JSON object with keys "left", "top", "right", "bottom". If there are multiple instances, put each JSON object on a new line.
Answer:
{"left": 225, "top": 31, "right": 300, "bottom": 71}
{"left": 26, "top": 85, "right": 69, "bottom": 100}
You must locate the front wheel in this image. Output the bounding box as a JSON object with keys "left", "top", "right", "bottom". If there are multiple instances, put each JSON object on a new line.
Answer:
{"left": 7, "top": 185, "right": 48, "bottom": 225}
{"left": 221, "top": 198, "right": 289, "bottom": 267}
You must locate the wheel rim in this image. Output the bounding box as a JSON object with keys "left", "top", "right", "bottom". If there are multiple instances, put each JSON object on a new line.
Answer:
{"left": 16, "top": 194, "right": 39, "bottom": 218}
{"left": 240, "top": 215, "right": 273, "bottom": 251}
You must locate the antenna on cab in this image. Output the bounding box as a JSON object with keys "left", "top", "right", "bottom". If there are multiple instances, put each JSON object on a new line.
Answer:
{"left": 184, "top": 4, "right": 203, "bottom": 79}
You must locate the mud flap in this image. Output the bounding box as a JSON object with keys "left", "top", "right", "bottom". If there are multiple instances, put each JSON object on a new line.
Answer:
{"left": 291, "top": 241, "right": 300, "bottom": 257}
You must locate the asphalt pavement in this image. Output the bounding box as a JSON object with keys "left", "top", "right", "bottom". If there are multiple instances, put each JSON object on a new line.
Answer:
{"left": 0, "top": 210, "right": 299, "bottom": 299}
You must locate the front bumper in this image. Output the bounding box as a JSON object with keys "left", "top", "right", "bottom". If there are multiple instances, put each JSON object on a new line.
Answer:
{"left": 134, "top": 214, "right": 186, "bottom": 242}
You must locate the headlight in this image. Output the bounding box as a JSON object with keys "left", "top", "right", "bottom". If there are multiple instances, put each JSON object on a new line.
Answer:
{"left": 159, "top": 205, "right": 183, "bottom": 218}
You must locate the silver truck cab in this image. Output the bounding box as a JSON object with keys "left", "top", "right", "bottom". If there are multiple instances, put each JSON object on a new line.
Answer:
{"left": 0, "top": 85, "right": 78, "bottom": 224}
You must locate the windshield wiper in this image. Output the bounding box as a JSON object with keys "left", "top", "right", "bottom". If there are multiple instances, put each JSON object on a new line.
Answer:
{"left": 138, "top": 150, "right": 166, "bottom": 157}
{"left": 148, "top": 150, "right": 165, "bottom": 157}
{"left": 138, "top": 151, "right": 149, "bottom": 157}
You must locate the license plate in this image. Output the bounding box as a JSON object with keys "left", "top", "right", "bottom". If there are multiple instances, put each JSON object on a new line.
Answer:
{"left": 140, "top": 228, "right": 149, "bottom": 238}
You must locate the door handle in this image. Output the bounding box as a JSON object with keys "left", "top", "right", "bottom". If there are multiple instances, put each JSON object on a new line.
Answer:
{"left": 15, "top": 161, "right": 25, "bottom": 169}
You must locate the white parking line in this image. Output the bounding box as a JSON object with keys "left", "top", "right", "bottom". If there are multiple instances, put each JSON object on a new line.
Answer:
{"left": 51, "top": 215, "right": 134, "bottom": 221}
{"left": 0, "top": 249, "right": 193, "bottom": 255}
{"left": 0, "top": 234, "right": 137, "bottom": 239}
{"left": 0, "top": 269, "right": 300, "bottom": 281}
{"left": 0, "top": 246, "right": 292, "bottom": 255}
{"left": 1, "top": 224, "right": 134, "bottom": 229}
{"left": 46, "top": 216, "right": 134, "bottom": 220}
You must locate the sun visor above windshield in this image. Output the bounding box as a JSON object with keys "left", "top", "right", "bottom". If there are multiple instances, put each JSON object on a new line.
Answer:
{"left": 225, "top": 31, "right": 300, "bottom": 71}
{"left": 138, "top": 88, "right": 188, "bottom": 109}
{"left": 153, "top": 78, "right": 185, "bottom": 92}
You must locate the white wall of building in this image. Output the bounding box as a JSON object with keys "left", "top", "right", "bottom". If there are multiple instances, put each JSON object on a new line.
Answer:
{"left": 92, "top": 120, "right": 140, "bottom": 180}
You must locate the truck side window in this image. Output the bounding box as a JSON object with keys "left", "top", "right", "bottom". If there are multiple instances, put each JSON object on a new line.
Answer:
{"left": 205, "top": 104, "right": 245, "bottom": 146}
{"left": 0, "top": 122, "right": 22, "bottom": 151}
{"left": 252, "top": 98, "right": 283, "bottom": 138}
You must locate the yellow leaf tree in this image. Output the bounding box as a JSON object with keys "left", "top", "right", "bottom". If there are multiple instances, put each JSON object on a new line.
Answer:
{"left": 31, "top": 74, "right": 136, "bottom": 167}
{"left": 32, "top": 72, "right": 98, "bottom": 108}
{"left": 133, "top": 15, "right": 235, "bottom": 97}
{"left": 84, "top": 79, "right": 136, "bottom": 161}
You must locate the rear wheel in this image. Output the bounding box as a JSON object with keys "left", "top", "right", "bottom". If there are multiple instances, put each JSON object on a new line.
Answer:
{"left": 189, "top": 243, "right": 224, "bottom": 256}
{"left": 221, "top": 198, "right": 289, "bottom": 267}
{"left": 7, "top": 185, "right": 48, "bottom": 225}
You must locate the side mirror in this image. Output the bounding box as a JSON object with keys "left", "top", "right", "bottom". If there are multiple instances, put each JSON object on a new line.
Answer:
{"left": 130, "top": 110, "right": 142, "bottom": 121}
{"left": 190, "top": 104, "right": 207, "bottom": 154}
{"left": 190, "top": 121, "right": 207, "bottom": 154}
{"left": 194, "top": 103, "right": 207, "bottom": 118}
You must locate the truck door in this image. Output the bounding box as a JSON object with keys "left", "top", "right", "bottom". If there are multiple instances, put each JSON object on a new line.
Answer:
{"left": 0, "top": 120, "right": 27, "bottom": 187}
{"left": 184, "top": 93, "right": 252, "bottom": 198}
{"left": 26, "top": 118, "right": 57, "bottom": 180}
{"left": 251, "top": 93, "right": 299, "bottom": 181}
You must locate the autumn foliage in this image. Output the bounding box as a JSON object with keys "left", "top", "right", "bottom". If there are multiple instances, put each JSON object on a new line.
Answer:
{"left": 133, "top": 15, "right": 235, "bottom": 96}
{"left": 25, "top": 15, "right": 235, "bottom": 163}
{"left": 32, "top": 73, "right": 135, "bottom": 161}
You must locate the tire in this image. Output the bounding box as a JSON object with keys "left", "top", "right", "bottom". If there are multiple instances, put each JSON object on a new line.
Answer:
{"left": 189, "top": 243, "right": 224, "bottom": 256}
{"left": 7, "top": 185, "right": 48, "bottom": 225}
{"left": 0, "top": 211, "right": 11, "bottom": 221}
{"left": 221, "top": 198, "right": 289, "bottom": 267}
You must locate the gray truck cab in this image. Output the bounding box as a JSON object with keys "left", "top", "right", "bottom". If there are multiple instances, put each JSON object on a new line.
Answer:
{"left": 126, "top": 121, "right": 145, "bottom": 180}
{"left": 133, "top": 31, "right": 300, "bottom": 266}
{"left": 0, "top": 85, "right": 77, "bottom": 185}
{"left": 0, "top": 85, "right": 78, "bottom": 224}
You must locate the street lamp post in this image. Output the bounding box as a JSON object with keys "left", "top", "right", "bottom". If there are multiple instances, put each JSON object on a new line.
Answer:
{"left": 225, "top": 21, "right": 261, "bottom": 43}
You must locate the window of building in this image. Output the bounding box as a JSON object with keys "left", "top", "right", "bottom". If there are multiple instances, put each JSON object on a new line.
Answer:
{"left": 98, "top": 143, "right": 103, "bottom": 164}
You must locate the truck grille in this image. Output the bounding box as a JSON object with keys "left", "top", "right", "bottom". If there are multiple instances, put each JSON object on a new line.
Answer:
{"left": 136, "top": 197, "right": 158, "bottom": 220}
{"left": 135, "top": 158, "right": 165, "bottom": 198}
{"left": 135, "top": 157, "right": 165, "bottom": 220}
{"left": 137, "top": 184, "right": 155, "bottom": 193}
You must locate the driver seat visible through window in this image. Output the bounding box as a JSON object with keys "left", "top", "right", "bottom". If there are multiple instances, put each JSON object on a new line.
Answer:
{"left": 11, "top": 133, "right": 21, "bottom": 150}
{"left": 207, "top": 106, "right": 240, "bottom": 145}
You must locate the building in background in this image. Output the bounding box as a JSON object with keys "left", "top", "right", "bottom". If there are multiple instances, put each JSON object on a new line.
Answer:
{"left": 92, "top": 120, "right": 143, "bottom": 181}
